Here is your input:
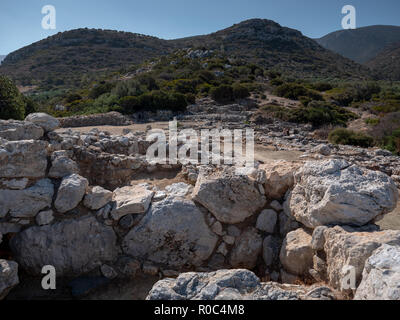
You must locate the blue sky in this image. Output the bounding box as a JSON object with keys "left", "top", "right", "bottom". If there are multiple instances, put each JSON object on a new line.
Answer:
{"left": 1, "top": 0, "right": 399, "bottom": 55}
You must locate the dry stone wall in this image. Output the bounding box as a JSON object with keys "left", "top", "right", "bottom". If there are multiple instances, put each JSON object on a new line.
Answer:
{"left": 0, "top": 112, "right": 400, "bottom": 300}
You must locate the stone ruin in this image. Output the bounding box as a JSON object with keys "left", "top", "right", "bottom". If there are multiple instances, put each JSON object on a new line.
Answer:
{"left": 1, "top": 112, "right": 400, "bottom": 300}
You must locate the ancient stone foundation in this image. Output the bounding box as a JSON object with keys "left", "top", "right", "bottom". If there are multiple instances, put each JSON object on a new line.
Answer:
{"left": 1, "top": 113, "right": 400, "bottom": 300}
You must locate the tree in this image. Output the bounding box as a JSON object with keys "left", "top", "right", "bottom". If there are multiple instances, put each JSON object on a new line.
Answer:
{"left": 0, "top": 75, "right": 26, "bottom": 120}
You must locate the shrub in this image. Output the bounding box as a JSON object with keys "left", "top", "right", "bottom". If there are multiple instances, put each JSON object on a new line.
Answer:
{"left": 274, "top": 83, "right": 322, "bottom": 101}
{"left": 24, "top": 96, "right": 38, "bottom": 116}
{"left": 65, "top": 93, "right": 82, "bottom": 103}
{"left": 89, "top": 82, "right": 114, "bottom": 99}
{"left": 328, "top": 128, "right": 374, "bottom": 148}
{"left": 381, "top": 128, "right": 400, "bottom": 154}
{"left": 364, "top": 118, "right": 380, "bottom": 126}
{"left": 197, "top": 70, "right": 215, "bottom": 83}
{"left": 0, "top": 75, "right": 26, "bottom": 120}
{"left": 291, "top": 101, "right": 357, "bottom": 127}
{"left": 310, "top": 82, "right": 333, "bottom": 92}
{"left": 119, "top": 96, "right": 140, "bottom": 114}
{"left": 210, "top": 85, "right": 234, "bottom": 102}
{"left": 185, "top": 93, "right": 196, "bottom": 104}
{"left": 232, "top": 84, "right": 250, "bottom": 99}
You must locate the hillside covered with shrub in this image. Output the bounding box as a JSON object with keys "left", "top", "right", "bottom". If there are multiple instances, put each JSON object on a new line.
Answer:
{"left": 0, "top": 19, "right": 370, "bottom": 91}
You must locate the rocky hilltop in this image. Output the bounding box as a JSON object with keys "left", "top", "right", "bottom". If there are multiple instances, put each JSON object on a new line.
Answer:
{"left": 0, "top": 19, "right": 369, "bottom": 87}
{"left": 1, "top": 106, "right": 400, "bottom": 300}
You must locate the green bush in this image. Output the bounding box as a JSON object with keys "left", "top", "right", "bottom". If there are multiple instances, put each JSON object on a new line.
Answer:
{"left": 310, "top": 82, "right": 333, "bottom": 92}
{"left": 328, "top": 128, "right": 374, "bottom": 148}
{"left": 185, "top": 93, "right": 196, "bottom": 104}
{"left": 119, "top": 96, "right": 140, "bottom": 114}
{"left": 0, "top": 75, "right": 26, "bottom": 120}
{"left": 274, "top": 83, "right": 322, "bottom": 101}
{"left": 364, "top": 118, "right": 380, "bottom": 126}
{"left": 381, "top": 128, "right": 400, "bottom": 154}
{"left": 65, "top": 93, "right": 82, "bottom": 103}
{"left": 89, "top": 82, "right": 114, "bottom": 99}
{"left": 292, "top": 101, "right": 356, "bottom": 127}
{"left": 210, "top": 85, "right": 234, "bottom": 102}
{"left": 232, "top": 84, "right": 250, "bottom": 99}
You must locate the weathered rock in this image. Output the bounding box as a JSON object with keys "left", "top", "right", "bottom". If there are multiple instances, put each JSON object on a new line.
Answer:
{"left": 0, "top": 119, "right": 43, "bottom": 141}
{"left": 192, "top": 167, "right": 266, "bottom": 224}
{"left": 323, "top": 226, "right": 400, "bottom": 291}
{"left": 25, "top": 113, "right": 60, "bottom": 132}
{"left": 48, "top": 154, "right": 79, "bottom": 178}
{"left": 165, "top": 182, "right": 192, "bottom": 197}
{"left": 54, "top": 174, "right": 88, "bottom": 213}
{"left": 256, "top": 209, "right": 277, "bottom": 234}
{"left": 0, "top": 140, "right": 48, "bottom": 178}
{"left": 311, "top": 226, "right": 328, "bottom": 251}
{"left": 0, "top": 178, "right": 28, "bottom": 190}
{"left": 83, "top": 186, "right": 112, "bottom": 210}
{"left": 146, "top": 269, "right": 335, "bottom": 300}
{"left": 0, "top": 178, "right": 54, "bottom": 218}
{"left": 122, "top": 197, "right": 218, "bottom": 269}
{"left": 287, "top": 159, "right": 398, "bottom": 228}
{"left": 355, "top": 245, "right": 400, "bottom": 300}
{"left": 270, "top": 200, "right": 283, "bottom": 212}
{"left": 10, "top": 215, "right": 118, "bottom": 276}
{"left": 100, "top": 264, "right": 118, "bottom": 280}
{"left": 0, "top": 260, "right": 19, "bottom": 300}
{"left": 229, "top": 227, "right": 262, "bottom": 269}
{"left": 111, "top": 184, "right": 154, "bottom": 220}
{"left": 35, "top": 210, "right": 54, "bottom": 226}
{"left": 312, "top": 144, "right": 331, "bottom": 156}
{"left": 260, "top": 160, "right": 302, "bottom": 199}
{"left": 280, "top": 228, "right": 313, "bottom": 276}
{"left": 146, "top": 269, "right": 262, "bottom": 300}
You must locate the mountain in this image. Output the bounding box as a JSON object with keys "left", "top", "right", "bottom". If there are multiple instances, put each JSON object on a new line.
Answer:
{"left": 0, "top": 55, "right": 5, "bottom": 64}
{"left": 172, "top": 19, "right": 368, "bottom": 79}
{"left": 0, "top": 19, "right": 369, "bottom": 88}
{"left": 0, "top": 29, "right": 172, "bottom": 87}
{"left": 366, "top": 42, "right": 400, "bottom": 80}
{"left": 316, "top": 25, "right": 400, "bottom": 64}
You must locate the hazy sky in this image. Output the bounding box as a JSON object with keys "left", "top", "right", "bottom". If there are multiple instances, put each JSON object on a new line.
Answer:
{"left": 1, "top": 0, "right": 399, "bottom": 55}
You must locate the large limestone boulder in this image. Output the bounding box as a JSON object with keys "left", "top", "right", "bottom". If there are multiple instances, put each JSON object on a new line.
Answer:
{"left": 122, "top": 197, "right": 218, "bottom": 269}
{"left": 54, "top": 174, "right": 89, "bottom": 213}
{"left": 0, "top": 179, "right": 54, "bottom": 218}
{"left": 0, "top": 260, "right": 19, "bottom": 300}
{"left": 10, "top": 215, "right": 118, "bottom": 276}
{"left": 111, "top": 184, "right": 154, "bottom": 220}
{"left": 0, "top": 140, "right": 48, "bottom": 178}
{"left": 25, "top": 113, "right": 60, "bottom": 132}
{"left": 323, "top": 226, "right": 400, "bottom": 291}
{"left": 354, "top": 244, "right": 400, "bottom": 300}
{"left": 0, "top": 119, "right": 43, "bottom": 141}
{"left": 146, "top": 269, "right": 336, "bottom": 300}
{"left": 192, "top": 167, "right": 266, "bottom": 224}
{"left": 260, "top": 160, "right": 303, "bottom": 199}
{"left": 280, "top": 228, "right": 313, "bottom": 276}
{"left": 229, "top": 227, "right": 263, "bottom": 269}
{"left": 287, "top": 159, "right": 398, "bottom": 228}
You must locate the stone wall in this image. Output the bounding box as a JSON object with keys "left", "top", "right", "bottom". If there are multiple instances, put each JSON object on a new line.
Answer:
{"left": 1, "top": 112, "right": 400, "bottom": 300}
{"left": 59, "top": 112, "right": 133, "bottom": 128}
